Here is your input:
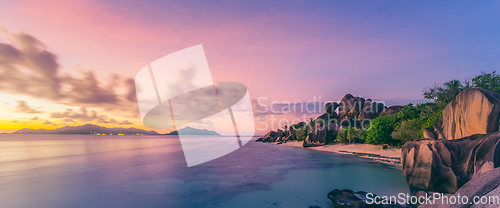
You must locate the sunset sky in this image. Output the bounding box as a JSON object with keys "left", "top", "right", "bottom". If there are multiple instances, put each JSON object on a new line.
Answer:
{"left": 0, "top": 0, "right": 499, "bottom": 134}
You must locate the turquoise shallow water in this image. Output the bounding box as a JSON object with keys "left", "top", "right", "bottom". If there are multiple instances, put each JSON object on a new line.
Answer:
{"left": 0, "top": 134, "right": 409, "bottom": 208}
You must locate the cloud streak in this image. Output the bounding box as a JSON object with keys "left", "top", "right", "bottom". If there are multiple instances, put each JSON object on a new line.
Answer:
{"left": 14, "top": 100, "right": 42, "bottom": 113}
{"left": 0, "top": 28, "right": 61, "bottom": 99}
{"left": 0, "top": 28, "right": 140, "bottom": 118}
{"left": 49, "top": 107, "right": 132, "bottom": 125}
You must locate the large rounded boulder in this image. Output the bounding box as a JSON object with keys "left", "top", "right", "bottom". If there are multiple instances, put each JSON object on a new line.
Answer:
{"left": 359, "top": 100, "right": 386, "bottom": 120}
{"left": 303, "top": 123, "right": 338, "bottom": 147}
{"left": 338, "top": 94, "right": 365, "bottom": 120}
{"left": 438, "top": 88, "right": 500, "bottom": 140}
{"left": 259, "top": 131, "right": 283, "bottom": 143}
{"left": 324, "top": 102, "right": 339, "bottom": 116}
{"left": 401, "top": 139, "right": 457, "bottom": 195}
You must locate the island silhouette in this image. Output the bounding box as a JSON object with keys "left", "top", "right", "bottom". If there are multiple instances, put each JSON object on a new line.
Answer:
{"left": 12, "top": 124, "right": 220, "bottom": 136}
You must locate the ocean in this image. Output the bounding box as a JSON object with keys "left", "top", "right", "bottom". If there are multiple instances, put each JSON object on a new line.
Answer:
{"left": 0, "top": 134, "right": 410, "bottom": 208}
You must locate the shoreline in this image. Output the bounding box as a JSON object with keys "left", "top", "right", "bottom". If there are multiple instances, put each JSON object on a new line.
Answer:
{"left": 270, "top": 141, "right": 402, "bottom": 170}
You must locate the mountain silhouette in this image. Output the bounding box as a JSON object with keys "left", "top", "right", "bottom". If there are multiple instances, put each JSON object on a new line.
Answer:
{"left": 167, "top": 126, "right": 221, "bottom": 136}
{"left": 13, "top": 124, "right": 159, "bottom": 135}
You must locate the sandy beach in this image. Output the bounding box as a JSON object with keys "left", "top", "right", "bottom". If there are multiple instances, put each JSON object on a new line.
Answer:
{"left": 274, "top": 141, "right": 402, "bottom": 169}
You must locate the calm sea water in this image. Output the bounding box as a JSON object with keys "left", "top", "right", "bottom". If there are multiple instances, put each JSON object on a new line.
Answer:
{"left": 0, "top": 135, "right": 410, "bottom": 208}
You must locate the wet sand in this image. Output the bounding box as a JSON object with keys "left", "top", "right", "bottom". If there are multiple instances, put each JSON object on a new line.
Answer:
{"left": 274, "top": 141, "right": 402, "bottom": 169}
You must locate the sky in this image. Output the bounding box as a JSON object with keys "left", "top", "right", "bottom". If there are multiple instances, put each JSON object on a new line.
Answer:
{"left": 0, "top": 0, "right": 499, "bottom": 134}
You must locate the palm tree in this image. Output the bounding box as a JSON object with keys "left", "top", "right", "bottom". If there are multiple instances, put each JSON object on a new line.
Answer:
{"left": 424, "top": 79, "right": 464, "bottom": 105}
{"left": 441, "top": 80, "right": 463, "bottom": 104}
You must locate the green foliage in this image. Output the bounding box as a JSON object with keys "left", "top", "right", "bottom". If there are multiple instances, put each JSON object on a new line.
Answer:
{"left": 393, "top": 104, "right": 420, "bottom": 121}
{"left": 382, "top": 144, "right": 388, "bottom": 150}
{"left": 295, "top": 127, "right": 306, "bottom": 141}
{"left": 293, "top": 118, "right": 316, "bottom": 142}
{"left": 336, "top": 127, "right": 368, "bottom": 144}
{"left": 423, "top": 71, "right": 500, "bottom": 106}
{"left": 347, "top": 127, "right": 357, "bottom": 143}
{"left": 306, "top": 118, "right": 315, "bottom": 132}
{"left": 325, "top": 128, "right": 336, "bottom": 144}
{"left": 423, "top": 80, "right": 464, "bottom": 106}
{"left": 337, "top": 128, "right": 349, "bottom": 144}
{"left": 391, "top": 119, "right": 423, "bottom": 145}
{"left": 355, "top": 129, "right": 368, "bottom": 143}
{"left": 392, "top": 103, "right": 443, "bottom": 145}
{"left": 365, "top": 116, "right": 396, "bottom": 145}
{"left": 419, "top": 108, "right": 443, "bottom": 135}
{"left": 365, "top": 102, "right": 445, "bottom": 146}
{"left": 472, "top": 71, "right": 500, "bottom": 93}
{"left": 287, "top": 72, "right": 499, "bottom": 147}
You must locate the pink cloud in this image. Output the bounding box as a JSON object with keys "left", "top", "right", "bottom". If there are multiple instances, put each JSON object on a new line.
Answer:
{"left": 1, "top": 0, "right": 464, "bottom": 133}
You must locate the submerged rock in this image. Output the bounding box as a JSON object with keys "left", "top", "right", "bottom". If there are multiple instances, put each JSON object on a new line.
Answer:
{"left": 327, "top": 189, "right": 362, "bottom": 206}
{"left": 327, "top": 189, "right": 408, "bottom": 207}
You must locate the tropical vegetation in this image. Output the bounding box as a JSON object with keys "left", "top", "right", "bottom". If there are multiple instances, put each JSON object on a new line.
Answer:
{"left": 279, "top": 71, "right": 500, "bottom": 148}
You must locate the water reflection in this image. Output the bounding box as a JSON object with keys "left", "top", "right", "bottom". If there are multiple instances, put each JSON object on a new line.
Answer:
{"left": 0, "top": 135, "right": 409, "bottom": 208}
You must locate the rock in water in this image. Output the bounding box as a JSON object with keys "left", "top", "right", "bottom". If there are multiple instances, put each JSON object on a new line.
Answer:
{"left": 327, "top": 189, "right": 408, "bottom": 207}
{"left": 327, "top": 189, "right": 362, "bottom": 206}
{"left": 401, "top": 132, "right": 500, "bottom": 194}
{"left": 438, "top": 88, "right": 500, "bottom": 140}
